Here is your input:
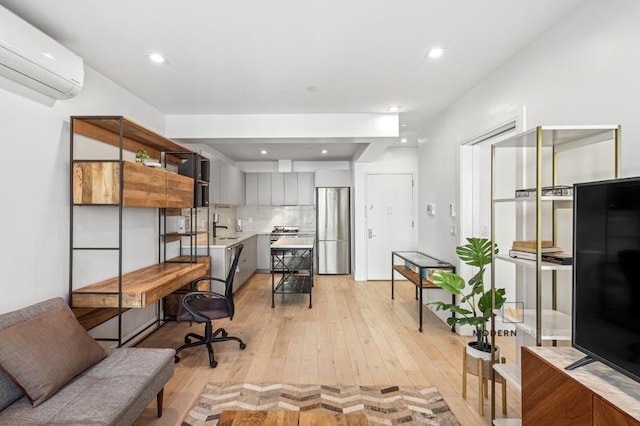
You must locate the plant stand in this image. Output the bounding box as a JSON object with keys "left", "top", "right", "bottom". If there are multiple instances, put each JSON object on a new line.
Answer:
{"left": 461, "top": 345, "right": 507, "bottom": 416}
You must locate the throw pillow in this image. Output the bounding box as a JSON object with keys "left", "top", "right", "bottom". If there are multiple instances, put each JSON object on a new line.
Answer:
{"left": 0, "top": 305, "right": 106, "bottom": 406}
{"left": 0, "top": 369, "right": 23, "bottom": 411}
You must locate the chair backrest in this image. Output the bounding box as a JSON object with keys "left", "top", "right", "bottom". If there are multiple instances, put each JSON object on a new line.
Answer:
{"left": 224, "top": 244, "right": 244, "bottom": 317}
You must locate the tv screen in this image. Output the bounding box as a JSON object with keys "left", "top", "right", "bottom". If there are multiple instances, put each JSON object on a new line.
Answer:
{"left": 572, "top": 177, "right": 640, "bottom": 382}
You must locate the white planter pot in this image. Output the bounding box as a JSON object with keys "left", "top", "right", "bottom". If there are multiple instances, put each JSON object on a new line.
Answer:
{"left": 466, "top": 341, "right": 499, "bottom": 362}
{"left": 465, "top": 341, "right": 499, "bottom": 378}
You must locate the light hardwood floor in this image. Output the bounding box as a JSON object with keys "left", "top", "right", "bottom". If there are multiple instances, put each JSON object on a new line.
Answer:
{"left": 133, "top": 273, "right": 521, "bottom": 425}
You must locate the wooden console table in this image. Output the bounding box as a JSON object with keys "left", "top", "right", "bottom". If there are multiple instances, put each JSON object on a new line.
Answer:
{"left": 522, "top": 346, "right": 640, "bottom": 425}
{"left": 219, "top": 410, "right": 368, "bottom": 426}
{"left": 391, "top": 251, "right": 455, "bottom": 332}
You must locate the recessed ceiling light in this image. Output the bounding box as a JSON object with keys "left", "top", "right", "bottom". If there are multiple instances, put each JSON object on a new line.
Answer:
{"left": 321, "top": 149, "right": 328, "bottom": 154}
{"left": 400, "top": 138, "right": 408, "bottom": 144}
{"left": 427, "top": 47, "right": 445, "bottom": 59}
{"left": 400, "top": 122, "right": 407, "bottom": 128}
{"left": 260, "top": 150, "right": 267, "bottom": 155}
{"left": 149, "top": 53, "right": 165, "bottom": 64}
{"left": 387, "top": 106, "right": 402, "bottom": 112}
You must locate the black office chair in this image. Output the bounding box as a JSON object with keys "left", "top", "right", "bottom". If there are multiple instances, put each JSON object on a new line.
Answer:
{"left": 174, "top": 244, "right": 246, "bottom": 368}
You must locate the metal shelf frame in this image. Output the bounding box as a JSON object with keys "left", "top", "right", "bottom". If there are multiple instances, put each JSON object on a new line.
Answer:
{"left": 489, "top": 125, "right": 621, "bottom": 421}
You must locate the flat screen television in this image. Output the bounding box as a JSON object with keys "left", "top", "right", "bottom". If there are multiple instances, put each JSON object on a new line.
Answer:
{"left": 569, "top": 177, "right": 640, "bottom": 383}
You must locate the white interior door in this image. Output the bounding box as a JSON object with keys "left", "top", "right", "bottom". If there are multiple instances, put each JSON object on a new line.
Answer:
{"left": 365, "top": 173, "right": 414, "bottom": 280}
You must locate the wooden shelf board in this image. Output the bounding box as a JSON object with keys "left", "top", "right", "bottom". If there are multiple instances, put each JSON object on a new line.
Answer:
{"left": 71, "top": 307, "right": 128, "bottom": 330}
{"left": 392, "top": 265, "right": 440, "bottom": 288}
{"left": 494, "top": 363, "right": 522, "bottom": 392}
{"left": 71, "top": 259, "right": 210, "bottom": 309}
{"left": 72, "top": 116, "right": 186, "bottom": 153}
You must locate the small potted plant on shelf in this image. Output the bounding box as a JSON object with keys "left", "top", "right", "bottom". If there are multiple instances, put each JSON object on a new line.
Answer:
{"left": 135, "top": 149, "right": 150, "bottom": 164}
{"left": 430, "top": 237, "right": 506, "bottom": 360}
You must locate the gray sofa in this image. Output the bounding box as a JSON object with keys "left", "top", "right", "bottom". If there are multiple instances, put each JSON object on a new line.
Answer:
{"left": 0, "top": 297, "right": 175, "bottom": 425}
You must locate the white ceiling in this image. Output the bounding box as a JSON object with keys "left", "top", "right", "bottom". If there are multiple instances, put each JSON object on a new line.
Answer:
{"left": 0, "top": 0, "right": 585, "bottom": 161}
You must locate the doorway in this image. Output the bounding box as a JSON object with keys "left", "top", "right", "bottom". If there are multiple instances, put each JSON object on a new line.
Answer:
{"left": 365, "top": 173, "right": 414, "bottom": 280}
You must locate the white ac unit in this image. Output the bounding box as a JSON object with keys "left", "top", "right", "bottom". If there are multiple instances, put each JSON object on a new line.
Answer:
{"left": 0, "top": 6, "right": 84, "bottom": 100}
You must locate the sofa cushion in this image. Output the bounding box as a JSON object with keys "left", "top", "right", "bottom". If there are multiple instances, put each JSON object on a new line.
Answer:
{"left": 0, "top": 305, "right": 106, "bottom": 406}
{"left": 0, "top": 348, "right": 175, "bottom": 426}
{"left": 0, "top": 371, "right": 23, "bottom": 412}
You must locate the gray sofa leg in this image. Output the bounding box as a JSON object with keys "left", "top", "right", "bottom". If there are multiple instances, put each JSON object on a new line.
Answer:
{"left": 157, "top": 388, "right": 164, "bottom": 418}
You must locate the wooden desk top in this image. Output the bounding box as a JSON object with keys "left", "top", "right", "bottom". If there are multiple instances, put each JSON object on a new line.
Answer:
{"left": 71, "top": 257, "right": 209, "bottom": 309}
{"left": 219, "top": 410, "right": 368, "bottom": 426}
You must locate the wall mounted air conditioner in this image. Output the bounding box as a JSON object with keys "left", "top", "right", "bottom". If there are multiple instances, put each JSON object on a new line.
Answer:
{"left": 0, "top": 6, "right": 84, "bottom": 100}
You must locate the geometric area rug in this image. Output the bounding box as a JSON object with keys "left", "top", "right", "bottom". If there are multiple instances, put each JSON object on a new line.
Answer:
{"left": 183, "top": 383, "right": 461, "bottom": 425}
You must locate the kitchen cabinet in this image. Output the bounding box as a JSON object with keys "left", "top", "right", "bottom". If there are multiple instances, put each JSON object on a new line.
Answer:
{"left": 227, "top": 164, "right": 245, "bottom": 205}
{"left": 211, "top": 159, "right": 245, "bottom": 205}
{"left": 271, "top": 172, "right": 285, "bottom": 205}
{"left": 258, "top": 173, "right": 272, "bottom": 205}
{"left": 245, "top": 173, "right": 258, "bottom": 205}
{"left": 297, "top": 172, "right": 315, "bottom": 205}
{"left": 245, "top": 172, "right": 315, "bottom": 205}
{"left": 210, "top": 236, "right": 257, "bottom": 293}
{"left": 256, "top": 234, "right": 271, "bottom": 271}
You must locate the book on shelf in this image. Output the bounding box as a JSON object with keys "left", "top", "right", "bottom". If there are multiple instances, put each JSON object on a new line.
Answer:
{"left": 542, "top": 253, "right": 573, "bottom": 265}
{"left": 510, "top": 245, "right": 563, "bottom": 254}
{"left": 512, "top": 240, "right": 554, "bottom": 249}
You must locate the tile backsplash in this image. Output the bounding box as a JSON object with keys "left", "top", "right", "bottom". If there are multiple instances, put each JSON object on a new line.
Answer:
{"left": 237, "top": 205, "right": 316, "bottom": 233}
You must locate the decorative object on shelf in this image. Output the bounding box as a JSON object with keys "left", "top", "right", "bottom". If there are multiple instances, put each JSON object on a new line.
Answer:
{"left": 135, "top": 148, "right": 150, "bottom": 163}
{"left": 515, "top": 185, "right": 573, "bottom": 198}
{"left": 430, "top": 237, "right": 506, "bottom": 353}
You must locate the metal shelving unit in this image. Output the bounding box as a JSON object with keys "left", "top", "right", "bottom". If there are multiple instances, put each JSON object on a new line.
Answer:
{"left": 489, "top": 125, "right": 621, "bottom": 422}
{"left": 70, "top": 116, "right": 210, "bottom": 346}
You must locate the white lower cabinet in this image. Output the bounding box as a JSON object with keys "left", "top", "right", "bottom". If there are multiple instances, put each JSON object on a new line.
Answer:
{"left": 210, "top": 236, "right": 257, "bottom": 293}
{"left": 257, "top": 234, "right": 271, "bottom": 271}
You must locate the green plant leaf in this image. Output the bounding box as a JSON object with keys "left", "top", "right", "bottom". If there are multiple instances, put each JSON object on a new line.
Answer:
{"left": 456, "top": 237, "right": 496, "bottom": 267}
{"left": 431, "top": 271, "right": 465, "bottom": 294}
{"left": 477, "top": 288, "right": 507, "bottom": 315}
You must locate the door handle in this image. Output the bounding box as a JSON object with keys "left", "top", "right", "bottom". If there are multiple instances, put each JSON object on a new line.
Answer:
{"left": 368, "top": 228, "right": 375, "bottom": 239}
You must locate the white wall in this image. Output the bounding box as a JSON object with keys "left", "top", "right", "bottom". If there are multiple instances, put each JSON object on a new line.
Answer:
{"left": 0, "top": 67, "right": 165, "bottom": 318}
{"left": 417, "top": 0, "right": 640, "bottom": 324}
{"left": 353, "top": 147, "right": 419, "bottom": 280}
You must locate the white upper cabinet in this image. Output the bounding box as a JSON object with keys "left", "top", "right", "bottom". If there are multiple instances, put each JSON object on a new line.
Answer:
{"left": 245, "top": 173, "right": 258, "bottom": 205}
{"left": 245, "top": 172, "right": 315, "bottom": 205}
{"left": 297, "top": 172, "right": 315, "bottom": 205}
{"left": 271, "top": 172, "right": 285, "bottom": 205}
{"left": 210, "top": 158, "right": 244, "bottom": 205}
{"left": 284, "top": 173, "right": 298, "bottom": 205}
{"left": 257, "top": 173, "right": 272, "bottom": 205}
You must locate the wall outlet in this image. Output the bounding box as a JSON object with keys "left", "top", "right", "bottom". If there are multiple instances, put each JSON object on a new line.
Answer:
{"left": 450, "top": 225, "right": 457, "bottom": 236}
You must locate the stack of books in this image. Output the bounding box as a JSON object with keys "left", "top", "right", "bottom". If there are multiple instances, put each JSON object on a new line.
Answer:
{"left": 508, "top": 240, "right": 572, "bottom": 264}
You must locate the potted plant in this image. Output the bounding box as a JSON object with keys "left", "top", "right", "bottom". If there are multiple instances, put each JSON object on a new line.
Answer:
{"left": 135, "top": 149, "right": 150, "bottom": 163}
{"left": 430, "top": 237, "right": 506, "bottom": 359}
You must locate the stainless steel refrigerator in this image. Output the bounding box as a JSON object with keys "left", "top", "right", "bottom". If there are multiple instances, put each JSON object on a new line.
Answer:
{"left": 316, "top": 187, "right": 350, "bottom": 274}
